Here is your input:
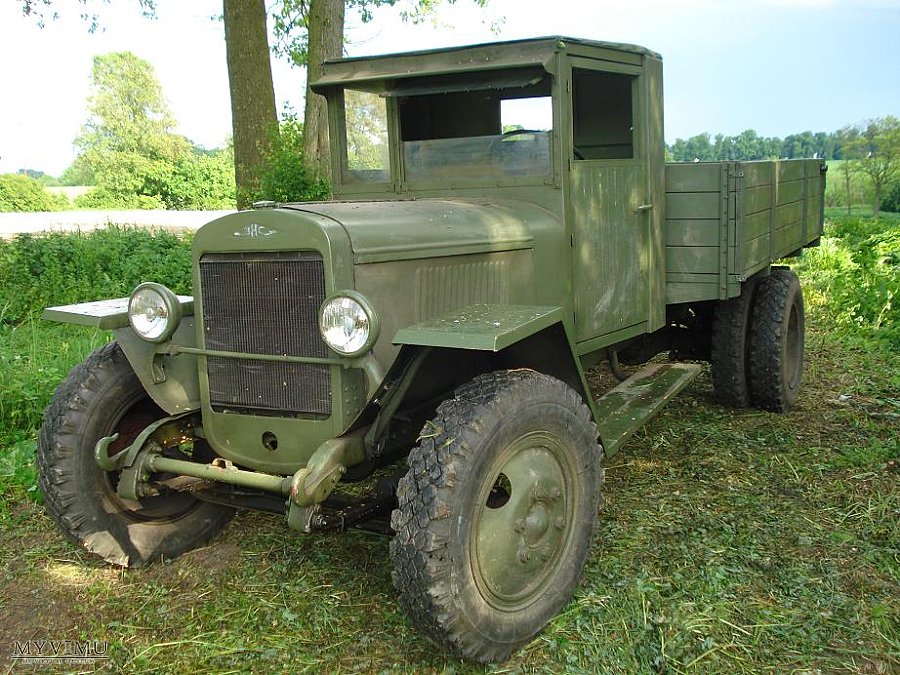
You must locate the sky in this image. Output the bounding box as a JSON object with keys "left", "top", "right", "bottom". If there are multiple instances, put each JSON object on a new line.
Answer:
{"left": 0, "top": 0, "right": 898, "bottom": 176}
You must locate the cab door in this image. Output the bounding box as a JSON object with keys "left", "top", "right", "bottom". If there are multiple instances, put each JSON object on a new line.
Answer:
{"left": 568, "top": 61, "right": 651, "bottom": 344}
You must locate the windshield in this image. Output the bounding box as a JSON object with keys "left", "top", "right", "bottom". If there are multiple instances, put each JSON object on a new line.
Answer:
{"left": 402, "top": 94, "right": 552, "bottom": 182}
{"left": 340, "top": 71, "right": 553, "bottom": 185}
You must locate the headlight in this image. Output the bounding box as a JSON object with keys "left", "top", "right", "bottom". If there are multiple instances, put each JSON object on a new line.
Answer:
{"left": 319, "top": 292, "right": 379, "bottom": 357}
{"left": 128, "top": 283, "right": 182, "bottom": 343}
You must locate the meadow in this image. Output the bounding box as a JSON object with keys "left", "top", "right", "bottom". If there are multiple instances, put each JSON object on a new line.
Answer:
{"left": 0, "top": 218, "right": 897, "bottom": 673}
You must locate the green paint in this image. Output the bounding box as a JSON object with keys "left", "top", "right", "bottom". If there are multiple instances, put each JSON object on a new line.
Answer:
{"left": 393, "top": 304, "right": 563, "bottom": 351}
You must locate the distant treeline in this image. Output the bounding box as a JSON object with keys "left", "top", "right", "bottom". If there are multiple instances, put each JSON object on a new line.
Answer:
{"left": 667, "top": 129, "right": 852, "bottom": 162}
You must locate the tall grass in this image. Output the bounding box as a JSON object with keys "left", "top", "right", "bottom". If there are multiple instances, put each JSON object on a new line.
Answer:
{"left": 796, "top": 215, "right": 900, "bottom": 350}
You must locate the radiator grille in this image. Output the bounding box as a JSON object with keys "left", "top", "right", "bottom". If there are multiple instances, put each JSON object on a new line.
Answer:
{"left": 199, "top": 251, "right": 331, "bottom": 417}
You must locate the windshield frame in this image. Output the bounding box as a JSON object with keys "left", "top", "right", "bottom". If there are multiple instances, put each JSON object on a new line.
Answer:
{"left": 329, "top": 68, "right": 561, "bottom": 195}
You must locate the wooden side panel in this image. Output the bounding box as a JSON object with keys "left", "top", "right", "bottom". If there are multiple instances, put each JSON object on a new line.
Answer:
{"left": 666, "top": 246, "right": 719, "bottom": 274}
{"left": 665, "top": 220, "right": 720, "bottom": 247}
{"left": 664, "top": 159, "right": 826, "bottom": 304}
{"left": 666, "top": 191, "right": 719, "bottom": 219}
{"left": 665, "top": 163, "right": 720, "bottom": 192}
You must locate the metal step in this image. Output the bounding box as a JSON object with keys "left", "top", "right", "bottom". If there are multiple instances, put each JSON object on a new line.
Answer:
{"left": 594, "top": 362, "right": 702, "bottom": 459}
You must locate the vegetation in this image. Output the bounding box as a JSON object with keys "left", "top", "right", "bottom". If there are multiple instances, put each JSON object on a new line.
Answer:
{"left": 250, "top": 115, "right": 331, "bottom": 204}
{"left": 0, "top": 218, "right": 896, "bottom": 671}
{"left": 0, "top": 227, "right": 192, "bottom": 326}
{"left": 69, "top": 52, "right": 236, "bottom": 211}
{"left": 0, "top": 173, "right": 69, "bottom": 212}
{"left": 847, "top": 117, "right": 900, "bottom": 216}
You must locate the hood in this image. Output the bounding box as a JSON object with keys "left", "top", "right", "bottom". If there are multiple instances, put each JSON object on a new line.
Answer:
{"left": 283, "top": 198, "right": 549, "bottom": 264}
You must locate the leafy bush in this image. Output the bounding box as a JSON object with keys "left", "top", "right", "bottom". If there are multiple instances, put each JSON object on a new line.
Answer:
{"left": 248, "top": 116, "right": 331, "bottom": 206}
{"left": 0, "top": 227, "right": 192, "bottom": 324}
{"left": 74, "top": 187, "right": 166, "bottom": 210}
{"left": 797, "top": 216, "right": 900, "bottom": 349}
{"left": 146, "top": 148, "right": 236, "bottom": 210}
{"left": 0, "top": 174, "right": 69, "bottom": 212}
{"left": 880, "top": 180, "right": 900, "bottom": 213}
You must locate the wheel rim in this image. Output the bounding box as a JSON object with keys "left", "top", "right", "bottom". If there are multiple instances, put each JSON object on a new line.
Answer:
{"left": 469, "top": 430, "right": 577, "bottom": 611}
{"left": 785, "top": 301, "right": 802, "bottom": 391}
{"left": 102, "top": 393, "right": 200, "bottom": 522}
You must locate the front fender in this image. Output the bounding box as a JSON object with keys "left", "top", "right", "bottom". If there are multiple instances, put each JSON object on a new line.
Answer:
{"left": 392, "top": 304, "right": 563, "bottom": 351}
{"left": 43, "top": 297, "right": 200, "bottom": 414}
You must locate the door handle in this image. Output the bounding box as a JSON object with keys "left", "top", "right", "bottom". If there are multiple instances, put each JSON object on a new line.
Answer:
{"left": 636, "top": 204, "right": 654, "bottom": 213}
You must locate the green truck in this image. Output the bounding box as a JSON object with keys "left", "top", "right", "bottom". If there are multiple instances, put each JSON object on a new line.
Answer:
{"left": 38, "top": 37, "right": 825, "bottom": 662}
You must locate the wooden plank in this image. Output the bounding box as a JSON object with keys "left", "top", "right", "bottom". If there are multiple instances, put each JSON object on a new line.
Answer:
{"left": 806, "top": 176, "right": 824, "bottom": 197}
{"left": 665, "top": 163, "right": 721, "bottom": 192}
{"left": 778, "top": 160, "right": 805, "bottom": 182}
{"left": 772, "top": 225, "right": 802, "bottom": 257}
{"left": 594, "top": 363, "right": 702, "bottom": 457}
{"left": 665, "top": 219, "right": 721, "bottom": 247}
{"left": 665, "top": 280, "right": 720, "bottom": 304}
{"left": 775, "top": 201, "right": 803, "bottom": 229}
{"left": 777, "top": 179, "right": 804, "bottom": 206}
{"left": 666, "top": 246, "right": 719, "bottom": 274}
{"left": 736, "top": 161, "right": 773, "bottom": 189}
{"left": 742, "top": 209, "right": 770, "bottom": 242}
{"left": 666, "top": 192, "right": 720, "bottom": 220}
{"left": 666, "top": 272, "right": 719, "bottom": 284}
{"left": 742, "top": 184, "right": 772, "bottom": 216}
{"left": 807, "top": 209, "right": 824, "bottom": 240}
{"left": 742, "top": 233, "right": 769, "bottom": 272}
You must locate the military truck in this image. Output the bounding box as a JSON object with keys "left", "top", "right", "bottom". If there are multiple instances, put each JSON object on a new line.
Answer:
{"left": 38, "top": 37, "right": 825, "bottom": 662}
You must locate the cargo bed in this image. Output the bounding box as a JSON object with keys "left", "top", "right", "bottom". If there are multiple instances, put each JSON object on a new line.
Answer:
{"left": 664, "top": 159, "right": 826, "bottom": 304}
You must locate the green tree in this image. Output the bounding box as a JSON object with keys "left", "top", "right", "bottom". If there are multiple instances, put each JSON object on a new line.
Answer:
{"left": 850, "top": 116, "right": 900, "bottom": 217}
{"left": 21, "top": 1, "right": 249, "bottom": 209}
{"left": 19, "top": 0, "right": 156, "bottom": 31}
{"left": 71, "top": 52, "right": 236, "bottom": 210}
{"left": 73, "top": 52, "right": 189, "bottom": 207}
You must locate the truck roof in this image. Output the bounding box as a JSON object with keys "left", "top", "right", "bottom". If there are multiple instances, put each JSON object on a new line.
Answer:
{"left": 311, "top": 36, "right": 661, "bottom": 92}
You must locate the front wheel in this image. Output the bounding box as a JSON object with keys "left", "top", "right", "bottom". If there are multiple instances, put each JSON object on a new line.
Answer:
{"left": 37, "top": 342, "right": 234, "bottom": 567}
{"left": 390, "top": 370, "right": 603, "bottom": 663}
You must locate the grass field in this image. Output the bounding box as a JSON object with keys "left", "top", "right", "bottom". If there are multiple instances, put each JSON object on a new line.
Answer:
{"left": 0, "top": 221, "right": 897, "bottom": 672}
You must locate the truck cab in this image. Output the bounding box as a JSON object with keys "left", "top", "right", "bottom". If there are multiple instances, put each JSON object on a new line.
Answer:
{"left": 315, "top": 36, "right": 667, "bottom": 346}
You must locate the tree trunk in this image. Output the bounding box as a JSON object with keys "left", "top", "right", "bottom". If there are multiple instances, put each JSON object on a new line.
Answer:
{"left": 873, "top": 181, "right": 881, "bottom": 217}
{"left": 845, "top": 169, "right": 851, "bottom": 216}
{"left": 224, "top": 0, "right": 277, "bottom": 209}
{"left": 303, "top": 0, "right": 344, "bottom": 180}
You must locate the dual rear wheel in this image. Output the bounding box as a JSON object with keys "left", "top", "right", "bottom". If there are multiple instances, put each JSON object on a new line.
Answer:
{"left": 711, "top": 267, "right": 805, "bottom": 411}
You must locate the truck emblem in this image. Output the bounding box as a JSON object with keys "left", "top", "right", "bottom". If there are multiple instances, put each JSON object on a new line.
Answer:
{"left": 233, "top": 223, "right": 277, "bottom": 238}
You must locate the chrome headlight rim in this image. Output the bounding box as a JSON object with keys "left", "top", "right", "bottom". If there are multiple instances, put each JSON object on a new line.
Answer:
{"left": 318, "top": 291, "right": 380, "bottom": 358}
{"left": 128, "top": 282, "right": 182, "bottom": 343}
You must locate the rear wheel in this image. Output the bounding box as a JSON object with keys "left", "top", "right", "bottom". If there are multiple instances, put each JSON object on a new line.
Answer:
{"left": 37, "top": 342, "right": 234, "bottom": 567}
{"left": 749, "top": 268, "right": 805, "bottom": 411}
{"left": 390, "top": 370, "right": 603, "bottom": 663}
{"left": 710, "top": 279, "right": 758, "bottom": 407}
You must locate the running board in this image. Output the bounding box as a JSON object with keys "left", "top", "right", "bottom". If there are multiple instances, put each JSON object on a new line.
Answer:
{"left": 594, "top": 363, "right": 702, "bottom": 459}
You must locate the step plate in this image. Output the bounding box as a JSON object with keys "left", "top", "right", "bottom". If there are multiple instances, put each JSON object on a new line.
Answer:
{"left": 594, "top": 362, "right": 702, "bottom": 458}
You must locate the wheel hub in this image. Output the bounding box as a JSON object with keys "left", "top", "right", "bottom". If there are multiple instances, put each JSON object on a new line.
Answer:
{"left": 471, "top": 431, "right": 576, "bottom": 610}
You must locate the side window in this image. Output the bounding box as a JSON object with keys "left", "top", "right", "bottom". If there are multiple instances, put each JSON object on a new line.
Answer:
{"left": 572, "top": 69, "right": 635, "bottom": 160}
{"left": 343, "top": 90, "right": 390, "bottom": 183}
